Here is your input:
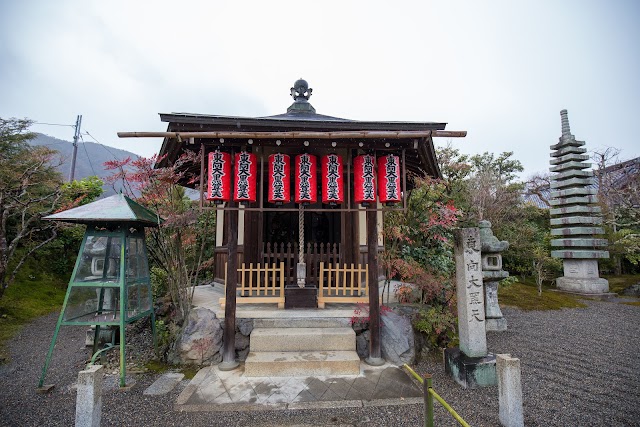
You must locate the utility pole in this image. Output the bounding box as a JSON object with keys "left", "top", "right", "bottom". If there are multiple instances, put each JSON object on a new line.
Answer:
{"left": 68, "top": 114, "right": 83, "bottom": 182}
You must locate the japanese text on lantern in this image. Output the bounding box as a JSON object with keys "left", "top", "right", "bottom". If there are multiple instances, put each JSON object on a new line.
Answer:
{"left": 272, "top": 154, "right": 286, "bottom": 200}
{"left": 236, "top": 152, "right": 252, "bottom": 200}
{"left": 384, "top": 155, "right": 399, "bottom": 200}
{"left": 209, "top": 151, "right": 226, "bottom": 199}
{"left": 363, "top": 156, "right": 375, "bottom": 200}
{"left": 298, "top": 154, "right": 312, "bottom": 200}
{"left": 326, "top": 155, "right": 340, "bottom": 201}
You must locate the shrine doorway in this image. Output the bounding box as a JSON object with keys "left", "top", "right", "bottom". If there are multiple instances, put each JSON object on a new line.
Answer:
{"left": 262, "top": 203, "right": 341, "bottom": 288}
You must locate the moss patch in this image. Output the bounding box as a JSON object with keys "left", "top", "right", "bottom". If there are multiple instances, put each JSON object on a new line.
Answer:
{"left": 143, "top": 360, "right": 200, "bottom": 379}
{"left": 180, "top": 365, "right": 200, "bottom": 379}
{"left": 0, "top": 272, "right": 67, "bottom": 363}
{"left": 620, "top": 301, "right": 640, "bottom": 307}
{"left": 144, "top": 359, "right": 171, "bottom": 374}
{"left": 499, "top": 279, "right": 587, "bottom": 311}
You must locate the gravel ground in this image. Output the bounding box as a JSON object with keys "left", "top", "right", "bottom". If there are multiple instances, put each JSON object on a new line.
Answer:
{"left": 1, "top": 298, "right": 639, "bottom": 427}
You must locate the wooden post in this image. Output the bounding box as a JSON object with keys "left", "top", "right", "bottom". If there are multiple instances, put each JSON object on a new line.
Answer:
{"left": 365, "top": 206, "right": 384, "bottom": 365}
{"left": 424, "top": 374, "right": 434, "bottom": 427}
{"left": 220, "top": 198, "right": 240, "bottom": 371}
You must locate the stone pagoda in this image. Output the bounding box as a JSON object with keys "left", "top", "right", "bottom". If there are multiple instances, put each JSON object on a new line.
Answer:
{"left": 549, "top": 109, "right": 609, "bottom": 293}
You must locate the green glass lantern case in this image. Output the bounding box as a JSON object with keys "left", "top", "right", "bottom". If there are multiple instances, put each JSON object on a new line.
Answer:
{"left": 39, "top": 224, "right": 156, "bottom": 388}
{"left": 39, "top": 193, "right": 161, "bottom": 389}
{"left": 62, "top": 225, "right": 153, "bottom": 325}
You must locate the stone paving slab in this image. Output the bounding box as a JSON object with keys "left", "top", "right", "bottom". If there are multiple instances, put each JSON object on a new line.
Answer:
{"left": 143, "top": 372, "right": 185, "bottom": 395}
{"left": 175, "top": 361, "right": 422, "bottom": 412}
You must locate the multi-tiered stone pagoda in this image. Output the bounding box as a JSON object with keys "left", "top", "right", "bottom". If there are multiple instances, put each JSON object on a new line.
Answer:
{"left": 549, "top": 110, "right": 609, "bottom": 293}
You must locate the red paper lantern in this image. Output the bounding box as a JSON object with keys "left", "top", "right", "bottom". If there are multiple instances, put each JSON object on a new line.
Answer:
{"left": 354, "top": 154, "right": 376, "bottom": 206}
{"left": 378, "top": 154, "right": 401, "bottom": 205}
{"left": 268, "top": 153, "right": 291, "bottom": 204}
{"left": 206, "top": 150, "right": 231, "bottom": 203}
{"left": 234, "top": 151, "right": 257, "bottom": 203}
{"left": 294, "top": 154, "right": 318, "bottom": 204}
{"left": 321, "top": 154, "right": 344, "bottom": 205}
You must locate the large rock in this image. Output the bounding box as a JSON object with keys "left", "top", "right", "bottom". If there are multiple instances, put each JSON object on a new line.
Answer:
{"left": 237, "top": 318, "right": 254, "bottom": 336}
{"left": 356, "top": 330, "right": 370, "bottom": 359}
{"left": 622, "top": 284, "right": 640, "bottom": 297}
{"left": 381, "top": 310, "right": 415, "bottom": 365}
{"left": 173, "top": 307, "right": 223, "bottom": 364}
{"left": 235, "top": 332, "right": 250, "bottom": 351}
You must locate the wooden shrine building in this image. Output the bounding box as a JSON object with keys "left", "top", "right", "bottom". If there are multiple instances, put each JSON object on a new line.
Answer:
{"left": 119, "top": 79, "right": 465, "bottom": 367}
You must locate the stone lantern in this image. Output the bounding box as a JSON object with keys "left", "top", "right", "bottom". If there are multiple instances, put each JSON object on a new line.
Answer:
{"left": 38, "top": 194, "right": 161, "bottom": 388}
{"left": 479, "top": 220, "right": 509, "bottom": 332}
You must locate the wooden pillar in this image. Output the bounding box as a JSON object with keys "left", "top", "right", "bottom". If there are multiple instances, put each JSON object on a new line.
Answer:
{"left": 365, "top": 207, "right": 384, "bottom": 365}
{"left": 220, "top": 199, "right": 240, "bottom": 371}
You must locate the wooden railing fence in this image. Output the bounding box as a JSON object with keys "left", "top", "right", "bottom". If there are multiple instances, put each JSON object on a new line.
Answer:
{"left": 216, "top": 244, "right": 377, "bottom": 308}
{"left": 262, "top": 242, "right": 341, "bottom": 287}
{"left": 219, "top": 262, "right": 285, "bottom": 309}
{"left": 318, "top": 262, "right": 369, "bottom": 308}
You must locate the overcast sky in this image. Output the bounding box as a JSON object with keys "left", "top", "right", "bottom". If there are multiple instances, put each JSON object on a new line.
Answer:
{"left": 1, "top": 0, "right": 638, "bottom": 178}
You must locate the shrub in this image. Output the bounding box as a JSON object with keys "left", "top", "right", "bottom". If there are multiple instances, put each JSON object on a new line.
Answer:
{"left": 412, "top": 305, "right": 458, "bottom": 350}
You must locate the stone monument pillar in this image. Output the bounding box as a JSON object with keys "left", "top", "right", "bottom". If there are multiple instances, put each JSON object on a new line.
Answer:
{"left": 479, "top": 221, "right": 509, "bottom": 332}
{"left": 445, "top": 227, "right": 497, "bottom": 388}
{"left": 549, "top": 110, "right": 609, "bottom": 293}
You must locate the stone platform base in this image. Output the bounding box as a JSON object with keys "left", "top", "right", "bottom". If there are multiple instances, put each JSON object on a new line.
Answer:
{"left": 444, "top": 347, "right": 496, "bottom": 389}
{"left": 556, "top": 277, "right": 609, "bottom": 294}
{"left": 486, "top": 318, "right": 507, "bottom": 332}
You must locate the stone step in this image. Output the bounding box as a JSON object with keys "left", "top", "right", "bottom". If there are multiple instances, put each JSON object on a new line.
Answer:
{"left": 244, "top": 350, "right": 361, "bottom": 377}
{"left": 250, "top": 327, "right": 355, "bottom": 352}
{"left": 253, "top": 317, "right": 351, "bottom": 329}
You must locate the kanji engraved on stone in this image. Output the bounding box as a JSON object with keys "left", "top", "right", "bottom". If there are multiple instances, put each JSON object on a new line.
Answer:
{"left": 464, "top": 235, "right": 479, "bottom": 254}
{"left": 469, "top": 308, "right": 485, "bottom": 323}
{"left": 467, "top": 276, "right": 481, "bottom": 288}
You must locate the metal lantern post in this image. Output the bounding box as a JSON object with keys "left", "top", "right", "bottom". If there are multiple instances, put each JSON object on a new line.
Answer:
{"left": 38, "top": 194, "right": 161, "bottom": 388}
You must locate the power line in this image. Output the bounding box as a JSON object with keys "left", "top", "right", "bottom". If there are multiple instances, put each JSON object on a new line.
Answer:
{"left": 34, "top": 121, "right": 75, "bottom": 128}
{"left": 83, "top": 130, "right": 121, "bottom": 161}
{"left": 79, "top": 134, "right": 98, "bottom": 176}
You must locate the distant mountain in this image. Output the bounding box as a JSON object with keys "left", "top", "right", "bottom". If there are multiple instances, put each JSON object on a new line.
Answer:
{"left": 29, "top": 133, "right": 139, "bottom": 196}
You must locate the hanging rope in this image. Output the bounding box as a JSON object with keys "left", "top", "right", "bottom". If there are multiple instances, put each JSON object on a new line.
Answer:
{"left": 298, "top": 208, "right": 304, "bottom": 263}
